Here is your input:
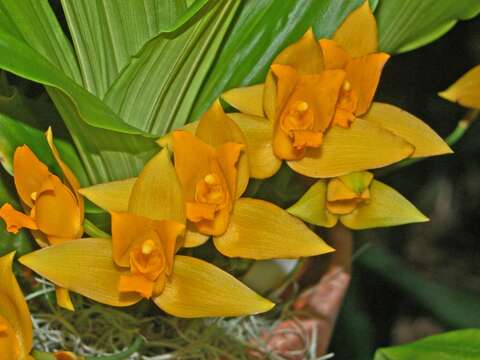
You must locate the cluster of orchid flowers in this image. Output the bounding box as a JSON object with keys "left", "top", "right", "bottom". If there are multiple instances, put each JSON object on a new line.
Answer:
{"left": 1, "top": 2, "right": 478, "bottom": 358}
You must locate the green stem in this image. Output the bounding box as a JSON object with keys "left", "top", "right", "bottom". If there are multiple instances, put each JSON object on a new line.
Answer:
{"left": 85, "top": 337, "right": 143, "bottom": 360}
{"left": 378, "top": 109, "right": 478, "bottom": 176}
{"left": 31, "top": 351, "right": 57, "bottom": 360}
{"left": 83, "top": 218, "right": 111, "bottom": 238}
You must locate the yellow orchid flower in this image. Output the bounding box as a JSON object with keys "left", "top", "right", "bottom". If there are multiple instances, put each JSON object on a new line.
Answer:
{"left": 19, "top": 149, "right": 275, "bottom": 318}
{"left": 0, "top": 252, "right": 79, "bottom": 360}
{"left": 287, "top": 171, "right": 428, "bottom": 229}
{"left": 0, "top": 128, "right": 84, "bottom": 311}
{"left": 439, "top": 65, "right": 480, "bottom": 110}
{"left": 222, "top": 1, "right": 451, "bottom": 179}
{"left": 79, "top": 102, "right": 334, "bottom": 259}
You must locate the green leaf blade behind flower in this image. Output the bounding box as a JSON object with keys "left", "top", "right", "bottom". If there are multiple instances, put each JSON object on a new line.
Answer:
{"left": 376, "top": 0, "right": 480, "bottom": 53}
{"left": 374, "top": 329, "right": 480, "bottom": 360}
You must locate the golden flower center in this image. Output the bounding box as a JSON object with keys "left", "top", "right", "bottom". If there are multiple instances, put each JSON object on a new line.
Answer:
{"left": 186, "top": 171, "right": 230, "bottom": 223}
{"left": 129, "top": 238, "right": 166, "bottom": 281}
{"left": 333, "top": 80, "right": 358, "bottom": 128}
{"left": 280, "top": 100, "right": 323, "bottom": 151}
{"left": 195, "top": 173, "right": 227, "bottom": 206}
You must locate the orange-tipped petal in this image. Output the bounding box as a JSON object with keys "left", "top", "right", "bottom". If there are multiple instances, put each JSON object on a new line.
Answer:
{"left": 55, "top": 287, "right": 75, "bottom": 311}
{"left": 216, "top": 142, "right": 245, "bottom": 200}
{"left": 346, "top": 53, "right": 390, "bottom": 116}
{"left": 287, "top": 118, "right": 414, "bottom": 178}
{"left": 79, "top": 178, "right": 137, "bottom": 212}
{"left": 19, "top": 238, "right": 142, "bottom": 307}
{"left": 214, "top": 198, "right": 334, "bottom": 259}
{"left": 222, "top": 84, "right": 265, "bottom": 117}
{"left": 46, "top": 127, "right": 84, "bottom": 221}
{"left": 154, "top": 255, "right": 275, "bottom": 318}
{"left": 287, "top": 180, "right": 338, "bottom": 228}
{"left": 439, "top": 65, "right": 480, "bottom": 109}
{"left": 156, "top": 121, "right": 199, "bottom": 150}
{"left": 273, "top": 28, "right": 324, "bottom": 74}
{"left": 319, "top": 39, "right": 351, "bottom": 70}
{"left": 270, "top": 64, "right": 300, "bottom": 118}
{"left": 0, "top": 203, "right": 37, "bottom": 234}
{"left": 13, "top": 145, "right": 51, "bottom": 208}
{"left": 34, "top": 175, "right": 83, "bottom": 242}
{"left": 0, "top": 252, "right": 33, "bottom": 357}
{"left": 340, "top": 180, "right": 429, "bottom": 229}
{"left": 195, "top": 100, "right": 249, "bottom": 197}
{"left": 227, "top": 113, "right": 281, "bottom": 179}
{"left": 129, "top": 149, "right": 185, "bottom": 224}
{"left": 333, "top": 1, "right": 378, "bottom": 57}
{"left": 363, "top": 102, "right": 452, "bottom": 157}
{"left": 173, "top": 131, "right": 216, "bottom": 203}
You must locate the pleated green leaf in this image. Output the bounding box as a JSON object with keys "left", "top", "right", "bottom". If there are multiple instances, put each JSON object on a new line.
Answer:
{"left": 374, "top": 329, "right": 480, "bottom": 360}
{"left": 104, "top": 0, "right": 240, "bottom": 135}
{"left": 376, "top": 0, "right": 480, "bottom": 53}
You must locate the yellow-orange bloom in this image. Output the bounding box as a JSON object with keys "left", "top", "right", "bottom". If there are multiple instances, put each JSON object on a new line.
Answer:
{"left": 0, "top": 128, "right": 84, "bottom": 311}
{"left": 0, "top": 128, "right": 84, "bottom": 246}
{"left": 79, "top": 102, "right": 334, "bottom": 260}
{"left": 222, "top": 1, "right": 451, "bottom": 179}
{"left": 20, "top": 149, "right": 275, "bottom": 318}
{"left": 0, "top": 252, "right": 78, "bottom": 359}
{"left": 288, "top": 171, "right": 428, "bottom": 229}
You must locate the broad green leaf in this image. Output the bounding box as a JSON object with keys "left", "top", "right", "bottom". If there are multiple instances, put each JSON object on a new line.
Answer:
{"left": 374, "top": 329, "right": 480, "bottom": 360}
{"left": 0, "top": 0, "right": 81, "bottom": 82}
{"left": 59, "top": 0, "right": 190, "bottom": 97}
{"left": 0, "top": 167, "right": 34, "bottom": 257}
{"left": 46, "top": 88, "right": 157, "bottom": 183}
{"left": 376, "top": 0, "right": 480, "bottom": 53}
{"left": 358, "top": 245, "right": 480, "bottom": 328}
{"left": 0, "top": 112, "right": 89, "bottom": 186}
{"left": 192, "top": 0, "right": 368, "bottom": 119}
{"left": 103, "top": 0, "right": 240, "bottom": 135}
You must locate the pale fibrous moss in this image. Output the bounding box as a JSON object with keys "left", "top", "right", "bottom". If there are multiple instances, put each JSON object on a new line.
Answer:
{"left": 28, "top": 277, "right": 333, "bottom": 360}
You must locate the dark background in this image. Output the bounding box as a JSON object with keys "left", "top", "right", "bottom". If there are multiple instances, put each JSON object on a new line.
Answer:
{"left": 330, "top": 16, "right": 480, "bottom": 359}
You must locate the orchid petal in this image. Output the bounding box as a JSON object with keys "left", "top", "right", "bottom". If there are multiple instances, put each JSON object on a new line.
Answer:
{"left": 319, "top": 39, "right": 351, "bottom": 70}
{"left": 156, "top": 121, "right": 199, "bottom": 150}
{"left": 214, "top": 198, "right": 334, "bottom": 259}
{"left": 333, "top": 1, "right": 378, "bottom": 57}
{"left": 0, "top": 203, "right": 37, "bottom": 233}
{"left": 227, "top": 113, "right": 281, "bottom": 179}
{"left": 79, "top": 178, "right": 137, "bottom": 212}
{"left": 129, "top": 149, "right": 185, "bottom": 224}
{"left": 183, "top": 228, "right": 210, "bottom": 248}
{"left": 19, "top": 238, "right": 142, "bottom": 307}
{"left": 273, "top": 28, "right": 324, "bottom": 75}
{"left": 346, "top": 53, "right": 390, "bottom": 115}
{"left": 288, "top": 118, "right": 414, "bottom": 178}
{"left": 35, "top": 175, "right": 83, "bottom": 242}
{"left": 222, "top": 84, "right": 265, "bottom": 117}
{"left": 0, "top": 252, "right": 32, "bottom": 357}
{"left": 195, "top": 100, "right": 249, "bottom": 197}
{"left": 364, "top": 102, "right": 452, "bottom": 157}
{"left": 55, "top": 287, "right": 74, "bottom": 311}
{"left": 13, "top": 145, "right": 51, "bottom": 207}
{"left": 287, "top": 180, "right": 338, "bottom": 228}
{"left": 340, "top": 180, "right": 429, "bottom": 229}
{"left": 154, "top": 255, "right": 274, "bottom": 318}
{"left": 439, "top": 65, "right": 480, "bottom": 109}
{"left": 46, "top": 128, "right": 84, "bottom": 218}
